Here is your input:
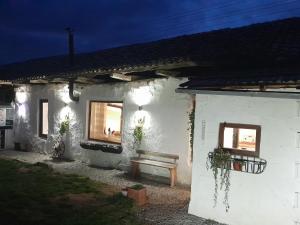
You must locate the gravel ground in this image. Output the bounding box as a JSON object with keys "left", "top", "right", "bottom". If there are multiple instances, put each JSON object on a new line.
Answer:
{"left": 0, "top": 150, "right": 225, "bottom": 225}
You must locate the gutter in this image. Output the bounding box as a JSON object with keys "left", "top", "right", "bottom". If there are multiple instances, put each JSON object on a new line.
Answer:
{"left": 176, "top": 88, "right": 300, "bottom": 99}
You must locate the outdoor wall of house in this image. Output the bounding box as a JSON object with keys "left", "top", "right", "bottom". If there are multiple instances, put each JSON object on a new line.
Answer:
{"left": 3, "top": 129, "right": 13, "bottom": 149}
{"left": 14, "top": 77, "right": 193, "bottom": 185}
{"left": 189, "top": 93, "right": 300, "bottom": 225}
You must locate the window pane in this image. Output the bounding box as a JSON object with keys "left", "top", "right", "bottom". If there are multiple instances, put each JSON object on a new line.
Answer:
{"left": 223, "top": 127, "right": 234, "bottom": 148}
{"left": 42, "top": 102, "right": 48, "bottom": 135}
{"left": 237, "top": 128, "right": 256, "bottom": 151}
{"left": 89, "top": 102, "right": 122, "bottom": 143}
{"left": 223, "top": 127, "right": 256, "bottom": 151}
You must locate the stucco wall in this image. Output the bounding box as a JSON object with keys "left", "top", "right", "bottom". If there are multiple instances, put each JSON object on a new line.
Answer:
{"left": 14, "top": 77, "right": 193, "bottom": 185}
{"left": 189, "top": 94, "right": 300, "bottom": 225}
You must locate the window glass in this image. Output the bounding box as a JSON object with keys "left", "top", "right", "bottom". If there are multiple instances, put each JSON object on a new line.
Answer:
{"left": 89, "top": 102, "right": 122, "bottom": 144}
{"left": 39, "top": 100, "right": 48, "bottom": 138}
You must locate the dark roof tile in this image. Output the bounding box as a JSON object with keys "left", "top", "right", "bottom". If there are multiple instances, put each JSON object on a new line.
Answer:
{"left": 0, "top": 17, "right": 299, "bottom": 81}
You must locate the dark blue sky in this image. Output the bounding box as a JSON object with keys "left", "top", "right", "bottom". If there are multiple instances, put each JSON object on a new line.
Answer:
{"left": 0, "top": 0, "right": 299, "bottom": 65}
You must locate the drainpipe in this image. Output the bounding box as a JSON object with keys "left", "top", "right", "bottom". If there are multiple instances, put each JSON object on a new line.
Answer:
{"left": 65, "top": 28, "right": 79, "bottom": 102}
{"left": 68, "top": 80, "right": 79, "bottom": 102}
{"left": 65, "top": 27, "right": 74, "bottom": 66}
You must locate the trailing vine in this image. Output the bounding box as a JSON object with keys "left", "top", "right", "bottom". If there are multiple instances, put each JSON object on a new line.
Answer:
{"left": 207, "top": 148, "right": 231, "bottom": 212}
{"left": 187, "top": 107, "right": 195, "bottom": 151}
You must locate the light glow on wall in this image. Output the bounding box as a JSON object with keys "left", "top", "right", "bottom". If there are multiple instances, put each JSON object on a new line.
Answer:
{"left": 131, "top": 86, "right": 153, "bottom": 106}
{"left": 16, "top": 91, "right": 28, "bottom": 104}
{"left": 133, "top": 110, "right": 151, "bottom": 129}
{"left": 18, "top": 104, "right": 26, "bottom": 118}
{"left": 59, "top": 105, "right": 72, "bottom": 122}
{"left": 58, "top": 85, "right": 72, "bottom": 104}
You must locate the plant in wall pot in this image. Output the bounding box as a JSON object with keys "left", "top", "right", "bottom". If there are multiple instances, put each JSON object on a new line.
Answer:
{"left": 207, "top": 147, "right": 231, "bottom": 212}
{"left": 232, "top": 158, "right": 245, "bottom": 171}
{"left": 52, "top": 115, "right": 70, "bottom": 159}
{"left": 133, "top": 117, "right": 145, "bottom": 148}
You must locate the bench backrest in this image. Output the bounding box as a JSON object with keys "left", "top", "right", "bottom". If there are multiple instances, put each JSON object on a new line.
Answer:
{"left": 136, "top": 149, "right": 179, "bottom": 163}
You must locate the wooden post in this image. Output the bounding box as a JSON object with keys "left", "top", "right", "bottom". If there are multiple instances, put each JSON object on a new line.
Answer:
{"left": 169, "top": 168, "right": 177, "bottom": 187}
{"left": 131, "top": 161, "right": 140, "bottom": 178}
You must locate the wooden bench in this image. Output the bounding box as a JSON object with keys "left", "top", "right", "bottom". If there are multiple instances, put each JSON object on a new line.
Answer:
{"left": 130, "top": 150, "right": 179, "bottom": 187}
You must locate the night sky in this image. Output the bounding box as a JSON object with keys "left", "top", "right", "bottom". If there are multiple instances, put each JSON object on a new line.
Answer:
{"left": 0, "top": 0, "right": 299, "bottom": 65}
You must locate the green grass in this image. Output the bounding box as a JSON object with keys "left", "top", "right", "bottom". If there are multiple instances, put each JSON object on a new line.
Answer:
{"left": 0, "top": 159, "right": 141, "bottom": 225}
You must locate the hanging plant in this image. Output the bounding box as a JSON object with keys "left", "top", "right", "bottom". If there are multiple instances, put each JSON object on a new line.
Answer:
{"left": 207, "top": 148, "right": 231, "bottom": 212}
{"left": 187, "top": 106, "right": 195, "bottom": 152}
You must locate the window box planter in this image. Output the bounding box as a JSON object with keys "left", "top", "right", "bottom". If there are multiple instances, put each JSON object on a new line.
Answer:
{"left": 208, "top": 149, "right": 267, "bottom": 174}
{"left": 127, "top": 184, "right": 147, "bottom": 206}
{"left": 80, "top": 141, "right": 122, "bottom": 154}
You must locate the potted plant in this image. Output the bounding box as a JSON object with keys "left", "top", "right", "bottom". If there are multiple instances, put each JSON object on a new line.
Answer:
{"left": 207, "top": 148, "right": 231, "bottom": 212}
{"left": 127, "top": 184, "right": 147, "bottom": 206}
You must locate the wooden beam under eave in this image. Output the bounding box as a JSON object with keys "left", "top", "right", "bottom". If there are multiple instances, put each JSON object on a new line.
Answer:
{"left": 49, "top": 78, "right": 69, "bottom": 83}
{"left": 110, "top": 73, "right": 134, "bottom": 81}
{"left": 30, "top": 79, "right": 48, "bottom": 84}
{"left": 74, "top": 77, "right": 105, "bottom": 84}
{"left": 0, "top": 80, "right": 12, "bottom": 85}
{"left": 155, "top": 70, "right": 181, "bottom": 77}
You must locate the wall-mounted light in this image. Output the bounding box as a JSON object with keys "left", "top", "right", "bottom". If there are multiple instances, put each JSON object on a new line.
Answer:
{"left": 138, "top": 105, "right": 143, "bottom": 111}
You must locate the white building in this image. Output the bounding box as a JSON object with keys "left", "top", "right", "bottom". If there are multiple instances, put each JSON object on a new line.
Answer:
{"left": 177, "top": 18, "right": 300, "bottom": 225}
{"left": 0, "top": 17, "right": 299, "bottom": 224}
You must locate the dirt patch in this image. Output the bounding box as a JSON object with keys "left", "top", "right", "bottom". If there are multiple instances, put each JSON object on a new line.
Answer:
{"left": 17, "top": 167, "right": 32, "bottom": 173}
{"left": 66, "top": 193, "right": 97, "bottom": 205}
{"left": 50, "top": 193, "right": 100, "bottom": 207}
{"left": 100, "top": 184, "right": 120, "bottom": 196}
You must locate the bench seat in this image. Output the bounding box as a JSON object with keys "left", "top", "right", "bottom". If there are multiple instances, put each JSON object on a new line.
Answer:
{"left": 131, "top": 158, "right": 176, "bottom": 169}
{"left": 130, "top": 150, "right": 179, "bottom": 187}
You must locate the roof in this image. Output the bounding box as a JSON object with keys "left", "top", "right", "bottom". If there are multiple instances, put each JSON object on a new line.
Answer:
{"left": 0, "top": 17, "right": 299, "bottom": 86}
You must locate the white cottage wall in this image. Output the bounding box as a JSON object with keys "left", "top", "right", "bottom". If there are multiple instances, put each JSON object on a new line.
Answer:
{"left": 14, "top": 77, "right": 193, "bottom": 185}
{"left": 4, "top": 129, "right": 14, "bottom": 149}
{"left": 189, "top": 94, "right": 300, "bottom": 225}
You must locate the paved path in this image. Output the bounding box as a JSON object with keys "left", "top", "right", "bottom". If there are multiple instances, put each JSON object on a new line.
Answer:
{"left": 0, "top": 150, "right": 225, "bottom": 225}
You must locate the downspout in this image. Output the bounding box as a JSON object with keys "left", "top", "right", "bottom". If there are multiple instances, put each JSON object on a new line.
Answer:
{"left": 68, "top": 80, "right": 79, "bottom": 102}
{"left": 66, "top": 27, "right": 79, "bottom": 102}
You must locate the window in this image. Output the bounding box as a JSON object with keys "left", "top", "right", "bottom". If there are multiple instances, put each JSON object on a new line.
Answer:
{"left": 219, "top": 123, "right": 261, "bottom": 157}
{"left": 39, "top": 99, "right": 48, "bottom": 138}
{"left": 88, "top": 101, "right": 123, "bottom": 144}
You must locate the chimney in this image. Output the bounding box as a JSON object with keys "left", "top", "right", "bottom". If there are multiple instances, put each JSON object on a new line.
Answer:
{"left": 65, "top": 27, "right": 74, "bottom": 66}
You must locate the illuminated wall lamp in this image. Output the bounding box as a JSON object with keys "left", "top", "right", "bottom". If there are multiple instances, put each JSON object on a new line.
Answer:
{"left": 138, "top": 105, "right": 143, "bottom": 111}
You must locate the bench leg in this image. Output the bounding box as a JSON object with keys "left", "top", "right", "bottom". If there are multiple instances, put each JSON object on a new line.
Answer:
{"left": 131, "top": 162, "right": 140, "bottom": 178}
{"left": 169, "top": 168, "right": 177, "bottom": 187}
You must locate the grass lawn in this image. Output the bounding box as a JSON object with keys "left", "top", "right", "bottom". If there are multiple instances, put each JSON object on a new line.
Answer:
{"left": 0, "top": 158, "right": 141, "bottom": 225}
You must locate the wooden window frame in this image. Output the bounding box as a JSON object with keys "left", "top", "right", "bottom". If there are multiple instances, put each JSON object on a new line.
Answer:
{"left": 218, "top": 122, "right": 261, "bottom": 157}
{"left": 88, "top": 100, "right": 123, "bottom": 144}
{"left": 39, "top": 99, "right": 48, "bottom": 139}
